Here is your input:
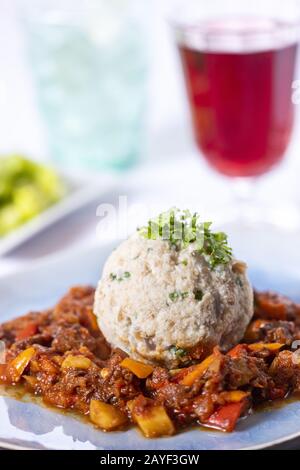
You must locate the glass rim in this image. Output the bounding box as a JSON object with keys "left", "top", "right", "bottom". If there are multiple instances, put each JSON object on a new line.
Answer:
{"left": 167, "top": 0, "right": 300, "bottom": 37}
{"left": 170, "top": 17, "right": 300, "bottom": 36}
{"left": 168, "top": 11, "right": 300, "bottom": 52}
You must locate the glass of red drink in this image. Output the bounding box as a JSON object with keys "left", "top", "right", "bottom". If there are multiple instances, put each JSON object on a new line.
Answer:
{"left": 171, "top": 0, "right": 300, "bottom": 221}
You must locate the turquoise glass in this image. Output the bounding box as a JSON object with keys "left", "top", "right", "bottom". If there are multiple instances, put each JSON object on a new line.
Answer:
{"left": 23, "top": 1, "right": 147, "bottom": 171}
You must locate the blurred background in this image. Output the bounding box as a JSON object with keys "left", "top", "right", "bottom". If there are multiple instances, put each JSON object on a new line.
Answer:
{"left": 1, "top": 0, "right": 300, "bottom": 275}
{"left": 0, "top": 0, "right": 192, "bottom": 167}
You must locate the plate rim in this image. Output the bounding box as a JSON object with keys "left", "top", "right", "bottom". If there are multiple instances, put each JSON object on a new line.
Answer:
{"left": 0, "top": 440, "right": 37, "bottom": 451}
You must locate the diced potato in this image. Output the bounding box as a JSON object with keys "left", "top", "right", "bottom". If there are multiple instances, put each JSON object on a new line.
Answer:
{"left": 248, "top": 343, "right": 284, "bottom": 352}
{"left": 128, "top": 399, "right": 175, "bottom": 438}
{"left": 90, "top": 399, "right": 127, "bottom": 431}
{"left": 180, "top": 354, "right": 217, "bottom": 386}
{"left": 8, "top": 347, "right": 35, "bottom": 382}
{"left": 61, "top": 355, "right": 92, "bottom": 370}
{"left": 120, "top": 358, "right": 154, "bottom": 379}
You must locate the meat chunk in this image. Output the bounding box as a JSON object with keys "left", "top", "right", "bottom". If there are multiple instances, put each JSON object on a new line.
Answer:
{"left": 254, "top": 291, "right": 300, "bottom": 322}
{"left": 244, "top": 319, "right": 295, "bottom": 345}
{"left": 51, "top": 324, "right": 98, "bottom": 354}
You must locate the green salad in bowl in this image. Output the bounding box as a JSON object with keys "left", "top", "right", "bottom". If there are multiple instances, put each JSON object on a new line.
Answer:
{"left": 0, "top": 155, "right": 67, "bottom": 236}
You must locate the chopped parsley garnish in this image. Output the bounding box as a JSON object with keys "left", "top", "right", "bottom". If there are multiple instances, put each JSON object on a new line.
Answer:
{"left": 170, "top": 346, "right": 187, "bottom": 358}
{"left": 169, "top": 291, "right": 189, "bottom": 302}
{"left": 110, "top": 272, "right": 131, "bottom": 282}
{"left": 194, "top": 289, "right": 204, "bottom": 301}
{"left": 138, "top": 208, "right": 232, "bottom": 269}
{"left": 169, "top": 292, "right": 179, "bottom": 302}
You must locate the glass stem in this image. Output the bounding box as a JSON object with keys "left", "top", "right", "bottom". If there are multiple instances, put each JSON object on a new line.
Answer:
{"left": 230, "top": 177, "right": 259, "bottom": 225}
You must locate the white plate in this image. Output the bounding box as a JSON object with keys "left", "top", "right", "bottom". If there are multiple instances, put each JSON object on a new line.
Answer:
{"left": 0, "top": 171, "right": 118, "bottom": 257}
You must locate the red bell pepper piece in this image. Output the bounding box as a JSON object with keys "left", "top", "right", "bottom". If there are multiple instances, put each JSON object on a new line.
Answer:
{"left": 206, "top": 401, "right": 245, "bottom": 432}
{"left": 16, "top": 323, "right": 38, "bottom": 341}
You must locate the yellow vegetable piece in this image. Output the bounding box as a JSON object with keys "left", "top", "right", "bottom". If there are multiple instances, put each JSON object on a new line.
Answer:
{"left": 90, "top": 400, "right": 127, "bottom": 431}
{"left": 248, "top": 343, "right": 284, "bottom": 352}
{"left": 9, "top": 347, "right": 35, "bottom": 382}
{"left": 0, "top": 155, "right": 66, "bottom": 237}
{"left": 100, "top": 368, "right": 110, "bottom": 379}
{"left": 86, "top": 309, "right": 99, "bottom": 332}
{"left": 220, "top": 391, "right": 249, "bottom": 403}
{"left": 120, "top": 358, "right": 154, "bottom": 379}
{"left": 180, "top": 354, "right": 216, "bottom": 386}
{"left": 61, "top": 355, "right": 92, "bottom": 370}
{"left": 128, "top": 399, "right": 175, "bottom": 438}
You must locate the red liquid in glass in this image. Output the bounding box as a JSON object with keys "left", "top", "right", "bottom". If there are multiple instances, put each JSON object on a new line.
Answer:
{"left": 179, "top": 20, "right": 298, "bottom": 177}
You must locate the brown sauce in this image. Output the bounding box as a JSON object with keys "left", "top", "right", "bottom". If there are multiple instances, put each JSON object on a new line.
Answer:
{"left": 1, "top": 382, "right": 300, "bottom": 437}
{"left": 255, "top": 394, "right": 300, "bottom": 413}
